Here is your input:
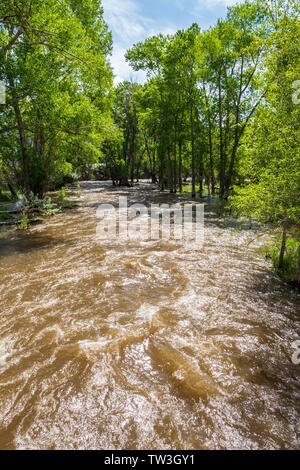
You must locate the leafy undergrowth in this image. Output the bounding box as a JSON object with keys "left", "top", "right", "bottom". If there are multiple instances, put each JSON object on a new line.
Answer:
{"left": 0, "top": 212, "right": 13, "bottom": 221}
{"left": 266, "top": 235, "right": 299, "bottom": 285}
{"left": 0, "top": 191, "right": 14, "bottom": 203}
{"left": 1, "top": 185, "right": 81, "bottom": 232}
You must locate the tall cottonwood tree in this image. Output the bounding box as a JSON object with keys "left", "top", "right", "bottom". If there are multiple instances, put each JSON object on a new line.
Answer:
{"left": 0, "top": 0, "right": 113, "bottom": 196}
{"left": 230, "top": 0, "right": 300, "bottom": 282}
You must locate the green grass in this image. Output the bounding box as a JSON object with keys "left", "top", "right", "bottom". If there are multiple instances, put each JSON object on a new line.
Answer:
{"left": 266, "top": 236, "right": 299, "bottom": 283}
{"left": 181, "top": 183, "right": 200, "bottom": 193}
{"left": 166, "top": 183, "right": 210, "bottom": 195}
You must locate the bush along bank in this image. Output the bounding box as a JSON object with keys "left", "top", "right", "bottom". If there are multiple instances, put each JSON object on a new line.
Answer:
{"left": 0, "top": 184, "right": 81, "bottom": 232}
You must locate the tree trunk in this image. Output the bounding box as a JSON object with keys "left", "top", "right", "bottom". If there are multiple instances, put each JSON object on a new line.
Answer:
{"left": 152, "top": 147, "right": 157, "bottom": 183}
{"left": 190, "top": 101, "right": 196, "bottom": 200}
{"left": 207, "top": 177, "right": 211, "bottom": 197}
{"left": 178, "top": 141, "right": 183, "bottom": 192}
{"left": 204, "top": 90, "right": 215, "bottom": 195}
{"left": 8, "top": 75, "right": 30, "bottom": 195}
{"left": 3, "top": 170, "right": 18, "bottom": 199}
{"left": 218, "top": 74, "right": 225, "bottom": 199}
{"left": 129, "top": 104, "right": 137, "bottom": 185}
{"left": 144, "top": 136, "right": 154, "bottom": 183}
{"left": 173, "top": 141, "right": 177, "bottom": 193}
{"left": 167, "top": 147, "right": 174, "bottom": 193}
{"left": 225, "top": 102, "right": 241, "bottom": 198}
{"left": 279, "top": 222, "right": 288, "bottom": 270}
{"left": 208, "top": 120, "right": 215, "bottom": 195}
{"left": 298, "top": 244, "right": 300, "bottom": 285}
{"left": 8, "top": 181, "right": 18, "bottom": 199}
{"left": 159, "top": 148, "right": 165, "bottom": 190}
{"left": 199, "top": 151, "right": 204, "bottom": 197}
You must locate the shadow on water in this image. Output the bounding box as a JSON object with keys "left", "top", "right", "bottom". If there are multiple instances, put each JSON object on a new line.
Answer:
{"left": 82, "top": 181, "right": 263, "bottom": 232}
{"left": 0, "top": 232, "right": 68, "bottom": 257}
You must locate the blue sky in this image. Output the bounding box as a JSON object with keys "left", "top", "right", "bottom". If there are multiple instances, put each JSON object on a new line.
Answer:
{"left": 101, "top": 0, "right": 240, "bottom": 85}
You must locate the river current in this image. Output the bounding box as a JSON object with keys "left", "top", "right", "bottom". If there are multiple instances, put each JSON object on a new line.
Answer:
{"left": 0, "top": 182, "right": 299, "bottom": 450}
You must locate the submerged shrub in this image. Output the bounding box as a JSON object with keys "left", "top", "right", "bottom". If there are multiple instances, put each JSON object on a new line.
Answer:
{"left": 24, "top": 193, "right": 61, "bottom": 217}
{"left": 57, "top": 188, "right": 69, "bottom": 201}
{"left": 18, "top": 215, "right": 29, "bottom": 230}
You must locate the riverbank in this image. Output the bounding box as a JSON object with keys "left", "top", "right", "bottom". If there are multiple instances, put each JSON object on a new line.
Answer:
{"left": 0, "top": 184, "right": 81, "bottom": 233}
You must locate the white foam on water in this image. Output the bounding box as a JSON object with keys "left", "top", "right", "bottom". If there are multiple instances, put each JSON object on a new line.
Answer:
{"left": 0, "top": 338, "right": 15, "bottom": 366}
{"left": 136, "top": 304, "right": 159, "bottom": 326}
{"left": 0, "top": 342, "right": 9, "bottom": 364}
{"left": 78, "top": 338, "right": 111, "bottom": 352}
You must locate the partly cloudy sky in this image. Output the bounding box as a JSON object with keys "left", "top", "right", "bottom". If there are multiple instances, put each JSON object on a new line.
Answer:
{"left": 102, "top": 0, "right": 240, "bottom": 85}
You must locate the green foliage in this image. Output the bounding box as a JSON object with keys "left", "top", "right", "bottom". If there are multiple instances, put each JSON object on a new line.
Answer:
{"left": 24, "top": 193, "right": 61, "bottom": 216}
{"left": 57, "top": 188, "right": 69, "bottom": 201}
{"left": 0, "top": 211, "right": 11, "bottom": 221}
{"left": 17, "top": 215, "right": 29, "bottom": 230}
{"left": 0, "top": 190, "right": 13, "bottom": 202}
{"left": 1, "top": 0, "right": 299, "bottom": 284}
{"left": 101, "top": 81, "right": 142, "bottom": 185}
{"left": 267, "top": 237, "right": 299, "bottom": 282}
{"left": 124, "top": 1, "right": 270, "bottom": 196}
{"left": 229, "top": 0, "right": 300, "bottom": 230}
{"left": 0, "top": 0, "right": 113, "bottom": 197}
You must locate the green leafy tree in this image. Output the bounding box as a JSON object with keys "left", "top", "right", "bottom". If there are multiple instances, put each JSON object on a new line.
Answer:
{"left": 0, "top": 0, "right": 113, "bottom": 196}
{"left": 230, "top": 0, "right": 300, "bottom": 282}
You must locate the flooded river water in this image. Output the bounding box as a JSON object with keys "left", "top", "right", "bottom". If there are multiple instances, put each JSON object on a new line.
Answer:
{"left": 0, "top": 182, "right": 299, "bottom": 450}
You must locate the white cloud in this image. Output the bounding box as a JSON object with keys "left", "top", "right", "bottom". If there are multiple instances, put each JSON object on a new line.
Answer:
{"left": 102, "top": 0, "right": 241, "bottom": 85}
{"left": 102, "top": 0, "right": 176, "bottom": 85}
{"left": 102, "top": 0, "right": 153, "bottom": 44}
{"left": 110, "top": 45, "right": 147, "bottom": 86}
{"left": 198, "top": 0, "right": 241, "bottom": 10}
{"left": 204, "top": 0, "right": 239, "bottom": 6}
{"left": 173, "top": 0, "right": 239, "bottom": 10}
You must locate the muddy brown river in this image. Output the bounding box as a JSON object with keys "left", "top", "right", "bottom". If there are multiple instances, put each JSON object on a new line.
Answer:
{"left": 0, "top": 181, "right": 299, "bottom": 450}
